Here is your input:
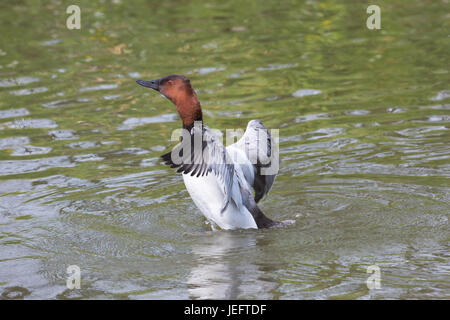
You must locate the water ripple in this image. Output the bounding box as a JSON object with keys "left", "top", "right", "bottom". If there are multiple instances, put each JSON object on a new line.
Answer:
{"left": 42, "top": 98, "right": 92, "bottom": 108}
{"left": 0, "top": 108, "right": 30, "bottom": 119}
{"left": 430, "top": 90, "right": 450, "bottom": 101}
{"left": 10, "top": 146, "right": 52, "bottom": 156}
{"left": 0, "top": 77, "right": 40, "bottom": 87}
{"left": 0, "top": 119, "right": 57, "bottom": 130}
{"left": 117, "top": 114, "right": 178, "bottom": 130}
{"left": 79, "top": 84, "right": 118, "bottom": 92}
{"left": 0, "top": 156, "right": 74, "bottom": 176}
{"left": 48, "top": 130, "right": 78, "bottom": 140}
{"left": 9, "top": 87, "right": 48, "bottom": 96}
{"left": 292, "top": 89, "right": 322, "bottom": 97}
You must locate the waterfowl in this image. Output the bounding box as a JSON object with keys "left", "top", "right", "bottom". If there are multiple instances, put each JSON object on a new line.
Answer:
{"left": 137, "top": 74, "right": 292, "bottom": 230}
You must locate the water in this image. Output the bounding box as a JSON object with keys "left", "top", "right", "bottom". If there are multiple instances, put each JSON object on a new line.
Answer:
{"left": 0, "top": 0, "right": 449, "bottom": 299}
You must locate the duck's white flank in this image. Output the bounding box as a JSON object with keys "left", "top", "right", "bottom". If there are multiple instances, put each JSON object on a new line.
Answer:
{"left": 183, "top": 172, "right": 257, "bottom": 230}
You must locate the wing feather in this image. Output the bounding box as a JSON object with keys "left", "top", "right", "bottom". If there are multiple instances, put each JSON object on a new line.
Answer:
{"left": 161, "top": 123, "right": 238, "bottom": 212}
{"left": 227, "top": 120, "right": 277, "bottom": 203}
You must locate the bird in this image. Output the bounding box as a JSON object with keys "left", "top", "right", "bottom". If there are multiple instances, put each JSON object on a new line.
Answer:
{"left": 136, "top": 74, "right": 293, "bottom": 230}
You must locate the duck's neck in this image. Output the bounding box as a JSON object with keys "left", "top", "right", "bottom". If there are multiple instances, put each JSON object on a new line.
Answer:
{"left": 176, "top": 93, "right": 203, "bottom": 129}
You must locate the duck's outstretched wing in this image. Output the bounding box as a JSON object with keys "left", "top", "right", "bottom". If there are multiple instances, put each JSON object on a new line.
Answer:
{"left": 228, "top": 120, "right": 277, "bottom": 203}
{"left": 161, "top": 123, "right": 240, "bottom": 212}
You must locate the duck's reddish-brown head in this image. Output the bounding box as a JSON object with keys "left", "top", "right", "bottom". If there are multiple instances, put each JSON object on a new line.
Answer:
{"left": 136, "top": 74, "right": 202, "bottom": 127}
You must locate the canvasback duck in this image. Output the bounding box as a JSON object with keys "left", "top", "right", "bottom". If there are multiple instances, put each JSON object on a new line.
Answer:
{"left": 137, "top": 74, "right": 293, "bottom": 230}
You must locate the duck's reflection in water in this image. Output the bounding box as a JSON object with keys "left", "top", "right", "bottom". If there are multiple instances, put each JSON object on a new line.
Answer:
{"left": 187, "top": 231, "right": 278, "bottom": 299}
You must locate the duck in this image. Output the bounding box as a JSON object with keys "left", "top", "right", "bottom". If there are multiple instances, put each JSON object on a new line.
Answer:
{"left": 137, "top": 74, "right": 293, "bottom": 230}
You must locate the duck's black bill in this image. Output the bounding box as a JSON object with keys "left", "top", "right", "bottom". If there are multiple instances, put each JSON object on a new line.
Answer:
{"left": 136, "top": 79, "right": 160, "bottom": 91}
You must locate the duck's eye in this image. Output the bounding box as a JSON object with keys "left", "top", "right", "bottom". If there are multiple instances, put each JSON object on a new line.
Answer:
{"left": 167, "top": 80, "right": 173, "bottom": 85}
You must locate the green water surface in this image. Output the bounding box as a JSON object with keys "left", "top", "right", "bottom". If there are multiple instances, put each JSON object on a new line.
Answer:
{"left": 0, "top": 0, "right": 449, "bottom": 299}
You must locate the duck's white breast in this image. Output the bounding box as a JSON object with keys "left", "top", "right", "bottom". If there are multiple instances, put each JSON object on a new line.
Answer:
{"left": 182, "top": 173, "right": 257, "bottom": 230}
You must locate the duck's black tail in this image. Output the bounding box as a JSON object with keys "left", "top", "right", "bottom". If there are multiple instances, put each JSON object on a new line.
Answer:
{"left": 240, "top": 187, "right": 294, "bottom": 229}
